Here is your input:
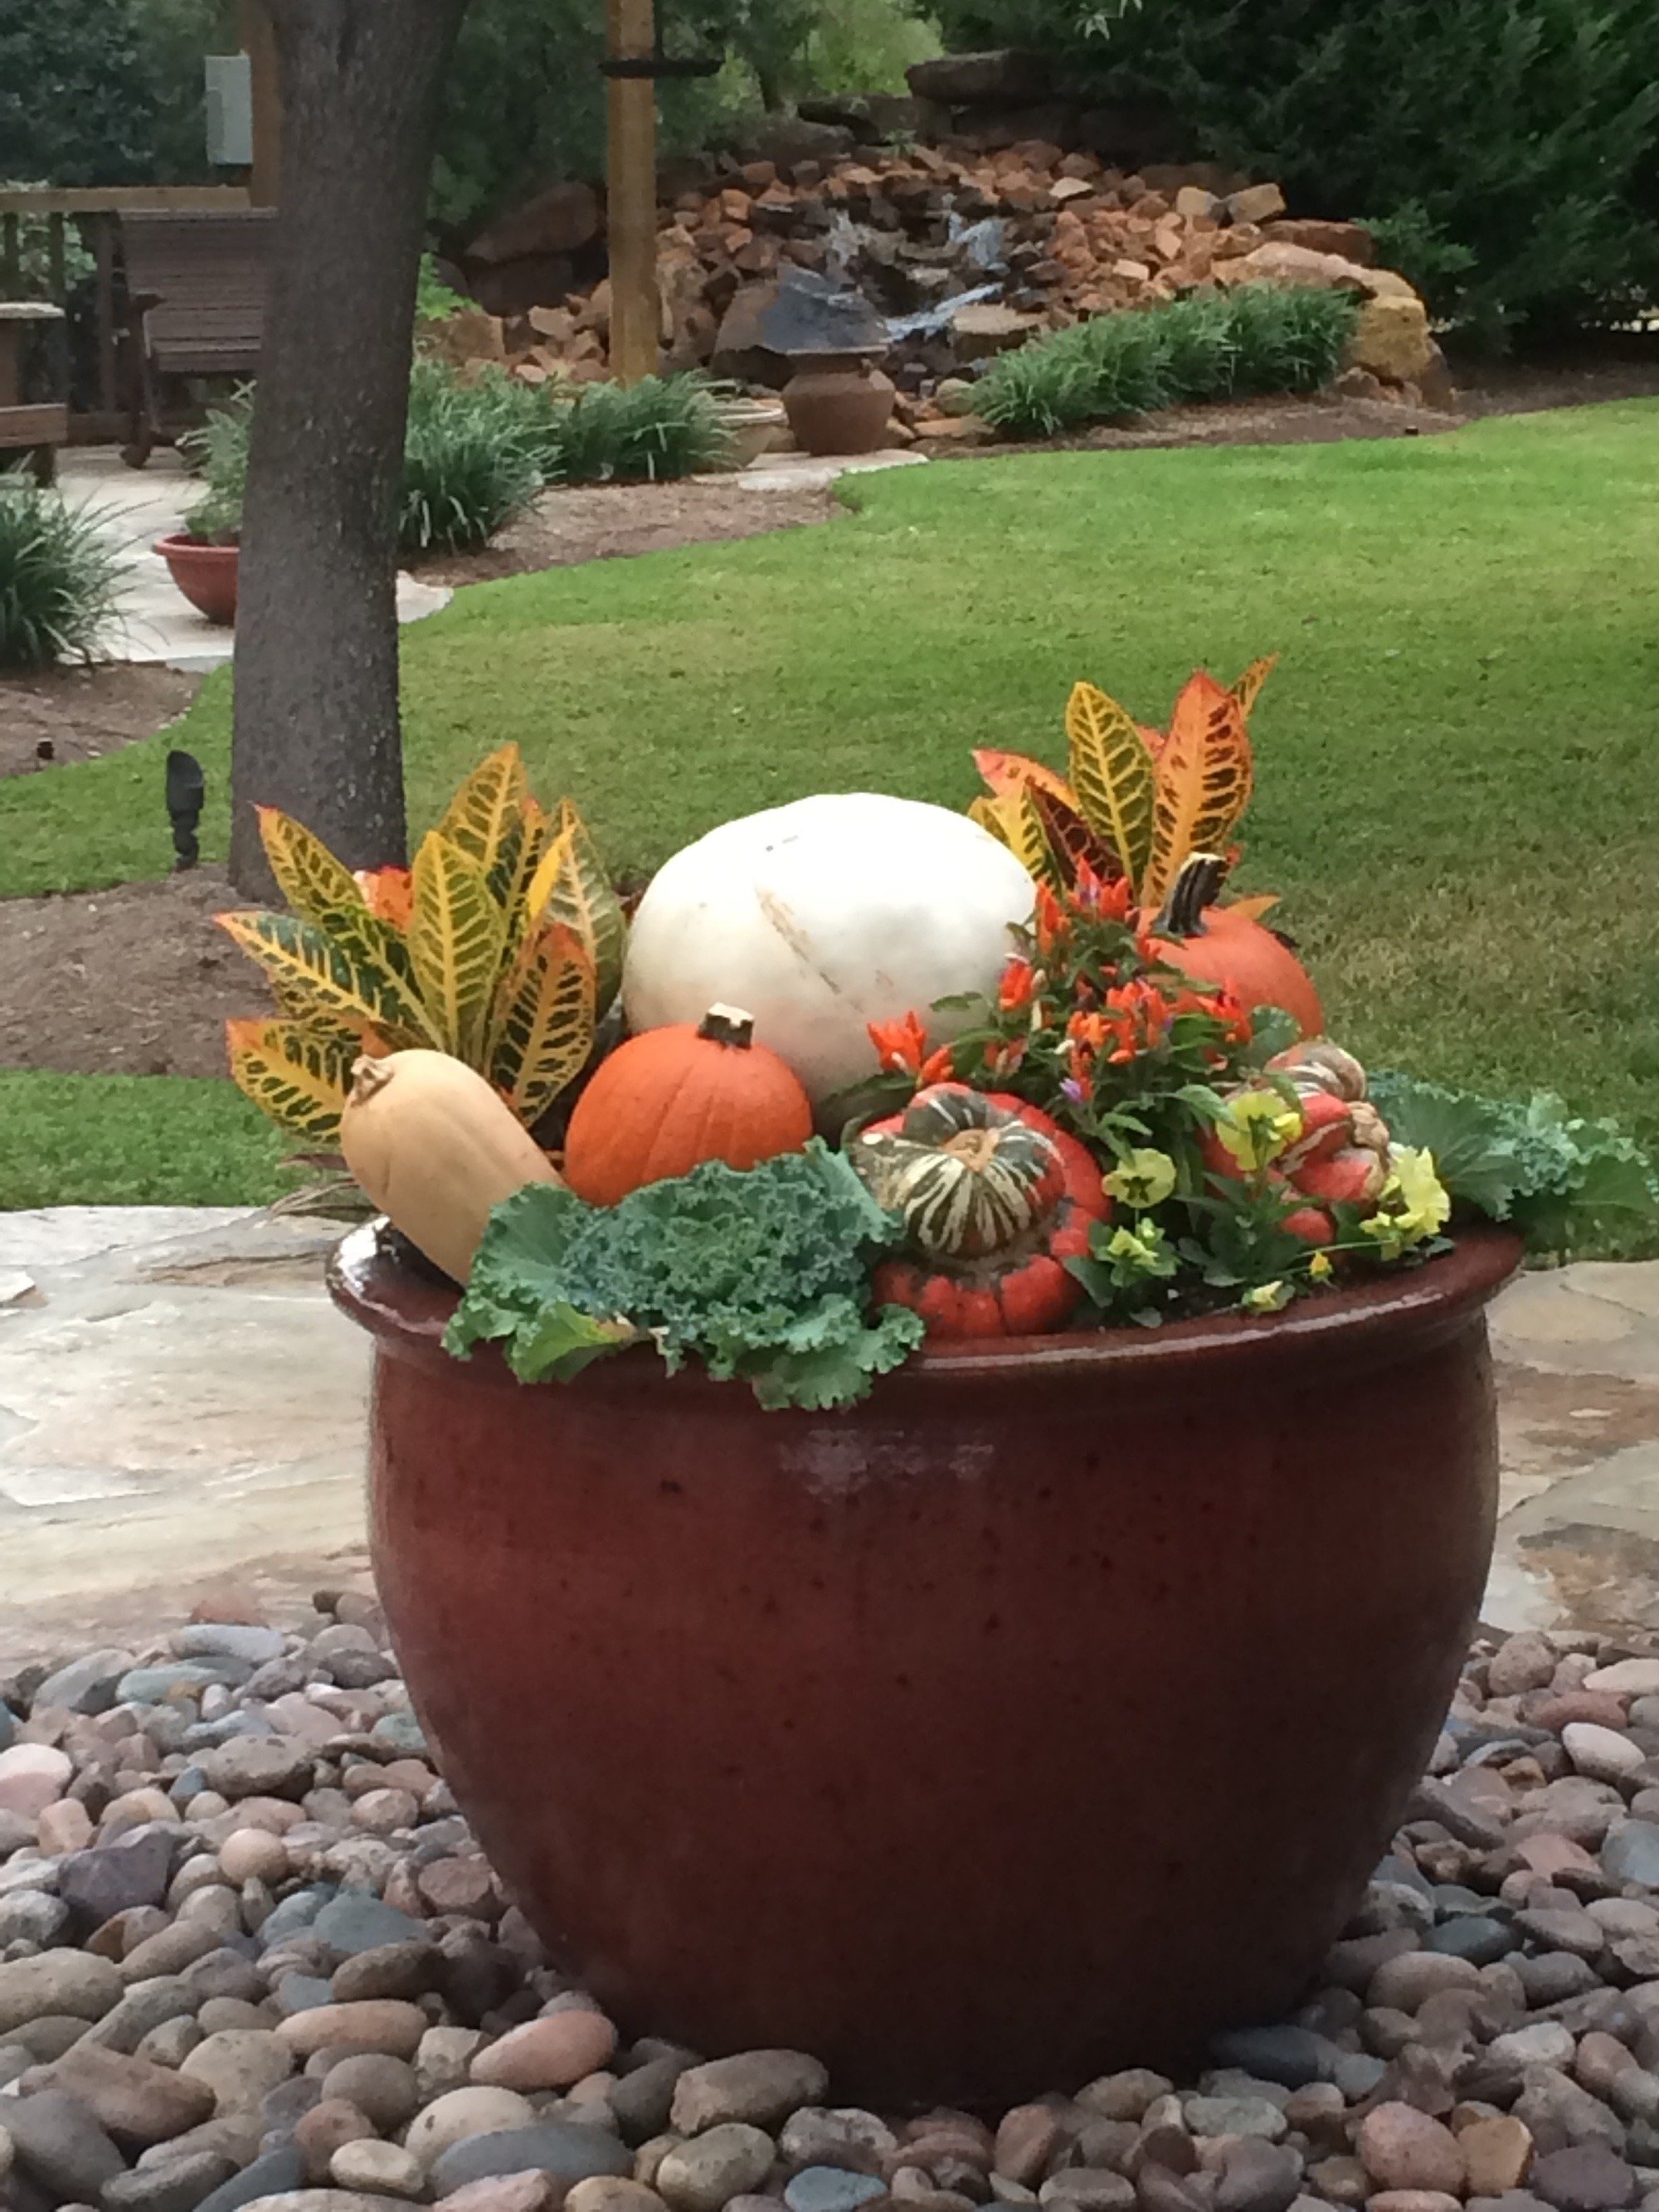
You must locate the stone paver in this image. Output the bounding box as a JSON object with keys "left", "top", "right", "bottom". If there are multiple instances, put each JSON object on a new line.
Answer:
{"left": 60, "top": 448, "right": 450, "bottom": 674}
{"left": 0, "top": 1206, "right": 368, "bottom": 1662}
{"left": 1, "top": 1206, "right": 1656, "bottom": 1658}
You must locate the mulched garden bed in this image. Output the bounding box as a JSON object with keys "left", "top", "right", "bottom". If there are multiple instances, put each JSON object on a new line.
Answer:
{"left": 0, "top": 870, "right": 266, "bottom": 1081}
{"left": 0, "top": 668, "right": 199, "bottom": 782}
{"left": 4, "top": 1611, "right": 1659, "bottom": 2212}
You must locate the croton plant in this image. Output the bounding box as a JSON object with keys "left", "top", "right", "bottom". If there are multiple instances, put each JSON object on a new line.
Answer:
{"left": 222, "top": 664, "right": 1657, "bottom": 1408}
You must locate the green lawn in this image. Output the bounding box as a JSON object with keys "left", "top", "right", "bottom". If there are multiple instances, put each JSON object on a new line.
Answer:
{"left": 0, "top": 1073, "right": 290, "bottom": 1209}
{"left": 4, "top": 401, "right": 1658, "bottom": 1231}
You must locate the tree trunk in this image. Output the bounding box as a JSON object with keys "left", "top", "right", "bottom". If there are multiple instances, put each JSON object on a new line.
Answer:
{"left": 228, "top": 0, "right": 468, "bottom": 900}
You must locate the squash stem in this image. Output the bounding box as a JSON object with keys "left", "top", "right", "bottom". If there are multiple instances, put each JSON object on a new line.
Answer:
{"left": 1157, "top": 853, "right": 1230, "bottom": 940}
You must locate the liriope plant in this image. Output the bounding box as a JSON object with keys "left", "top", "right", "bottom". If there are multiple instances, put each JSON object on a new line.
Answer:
{"left": 219, "top": 745, "right": 625, "bottom": 1143}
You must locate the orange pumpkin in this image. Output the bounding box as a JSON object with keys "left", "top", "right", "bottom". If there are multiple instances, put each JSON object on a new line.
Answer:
{"left": 1148, "top": 854, "right": 1324, "bottom": 1039}
{"left": 562, "top": 1004, "right": 814, "bottom": 1206}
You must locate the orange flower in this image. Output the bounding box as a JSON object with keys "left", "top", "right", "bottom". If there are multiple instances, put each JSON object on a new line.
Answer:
{"left": 1075, "top": 860, "right": 1134, "bottom": 924}
{"left": 1034, "top": 882, "right": 1069, "bottom": 956}
{"left": 867, "top": 1010, "right": 931, "bottom": 1076}
{"left": 999, "top": 957, "right": 1036, "bottom": 1013}
{"left": 920, "top": 1046, "right": 955, "bottom": 1084}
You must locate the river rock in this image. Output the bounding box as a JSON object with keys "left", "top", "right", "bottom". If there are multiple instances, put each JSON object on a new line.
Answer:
{"left": 276, "top": 2000, "right": 429, "bottom": 2059}
{"left": 194, "top": 2145, "right": 309, "bottom": 2212}
{"left": 49, "top": 2039, "right": 217, "bottom": 2145}
{"left": 672, "top": 2051, "right": 830, "bottom": 2132}
{"left": 1460, "top": 2117, "right": 1535, "bottom": 2196}
{"left": 0, "top": 1743, "right": 75, "bottom": 1817}
{"left": 0, "top": 1949, "right": 124, "bottom": 2033}
{"left": 657, "top": 2127, "right": 780, "bottom": 2212}
{"left": 310, "top": 1890, "right": 424, "bottom": 1957}
{"left": 331, "top": 2138, "right": 427, "bottom": 2197}
{"left": 60, "top": 1826, "right": 178, "bottom": 1925}
{"left": 1358, "top": 2106, "right": 1466, "bottom": 2195}
{"left": 430, "top": 2121, "right": 635, "bottom": 2199}
{"left": 182, "top": 2029, "right": 296, "bottom": 2112}
{"left": 197, "top": 1738, "right": 315, "bottom": 1801}
{"left": 105, "top": 2147, "right": 241, "bottom": 2212}
{"left": 5, "top": 2085, "right": 129, "bottom": 2200}
{"left": 408, "top": 2086, "right": 541, "bottom": 2168}
{"left": 470, "top": 2010, "right": 619, "bottom": 2091}
{"left": 1529, "top": 2146, "right": 1638, "bottom": 2212}
{"left": 786, "top": 2171, "right": 888, "bottom": 2212}
{"left": 32, "top": 1649, "right": 136, "bottom": 1715}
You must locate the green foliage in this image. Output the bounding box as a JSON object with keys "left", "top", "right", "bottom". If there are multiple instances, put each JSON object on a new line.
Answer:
{"left": 0, "top": 474, "right": 122, "bottom": 668}
{"left": 7, "top": 404, "right": 1659, "bottom": 1252}
{"left": 449, "top": 1140, "right": 926, "bottom": 1407}
{"left": 401, "top": 358, "right": 545, "bottom": 552}
{"left": 179, "top": 382, "right": 252, "bottom": 542}
{"left": 0, "top": 1072, "right": 289, "bottom": 1208}
{"left": 1367, "top": 1071, "right": 1658, "bottom": 1256}
{"left": 416, "top": 255, "right": 472, "bottom": 323}
{"left": 0, "top": 0, "right": 221, "bottom": 187}
{"left": 975, "top": 284, "right": 1358, "bottom": 438}
{"left": 0, "top": 182, "right": 97, "bottom": 304}
{"left": 930, "top": 0, "right": 1659, "bottom": 343}
{"left": 178, "top": 364, "right": 726, "bottom": 551}
{"left": 545, "top": 373, "right": 732, "bottom": 485}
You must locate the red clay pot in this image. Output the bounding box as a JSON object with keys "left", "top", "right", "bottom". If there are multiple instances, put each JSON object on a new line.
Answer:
{"left": 154, "top": 533, "right": 238, "bottom": 625}
{"left": 328, "top": 1225, "right": 1521, "bottom": 2107}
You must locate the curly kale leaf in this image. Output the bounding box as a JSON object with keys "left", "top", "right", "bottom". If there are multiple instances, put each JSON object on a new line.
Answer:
{"left": 445, "top": 1139, "right": 923, "bottom": 1409}
{"left": 1369, "top": 1071, "right": 1657, "bottom": 1254}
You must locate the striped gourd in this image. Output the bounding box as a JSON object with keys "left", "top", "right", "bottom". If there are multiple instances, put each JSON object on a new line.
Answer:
{"left": 853, "top": 1083, "right": 1066, "bottom": 1261}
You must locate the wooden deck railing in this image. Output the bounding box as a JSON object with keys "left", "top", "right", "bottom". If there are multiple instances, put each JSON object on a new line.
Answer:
{"left": 0, "top": 185, "right": 251, "bottom": 436}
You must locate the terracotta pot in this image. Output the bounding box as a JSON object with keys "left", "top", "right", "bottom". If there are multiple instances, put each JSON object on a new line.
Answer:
{"left": 328, "top": 1225, "right": 1521, "bottom": 2107}
{"left": 154, "top": 533, "right": 238, "bottom": 625}
{"left": 781, "top": 354, "right": 897, "bottom": 456}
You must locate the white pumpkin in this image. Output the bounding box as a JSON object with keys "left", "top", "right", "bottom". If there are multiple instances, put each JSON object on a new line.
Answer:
{"left": 622, "top": 794, "right": 1035, "bottom": 1105}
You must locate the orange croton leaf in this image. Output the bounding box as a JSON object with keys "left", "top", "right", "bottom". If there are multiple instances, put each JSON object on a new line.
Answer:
{"left": 353, "top": 865, "right": 415, "bottom": 931}
{"left": 1142, "top": 672, "right": 1254, "bottom": 909}
{"left": 971, "top": 746, "right": 1080, "bottom": 812}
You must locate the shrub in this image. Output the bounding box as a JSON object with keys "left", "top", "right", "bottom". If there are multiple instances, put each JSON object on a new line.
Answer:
{"left": 927, "top": 0, "right": 1659, "bottom": 344}
{"left": 179, "top": 384, "right": 253, "bottom": 542}
{"left": 0, "top": 474, "right": 122, "bottom": 668}
{"left": 974, "top": 284, "right": 1357, "bottom": 439}
{"left": 400, "top": 357, "right": 545, "bottom": 553}
{"left": 543, "top": 374, "right": 732, "bottom": 485}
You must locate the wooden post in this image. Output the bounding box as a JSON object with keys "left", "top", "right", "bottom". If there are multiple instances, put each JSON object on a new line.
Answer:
{"left": 241, "top": 0, "right": 283, "bottom": 207}
{"left": 606, "top": 0, "right": 659, "bottom": 386}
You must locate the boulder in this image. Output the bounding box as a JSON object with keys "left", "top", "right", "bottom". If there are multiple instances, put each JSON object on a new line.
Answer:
{"left": 1346, "top": 293, "right": 1433, "bottom": 384}
{"left": 906, "top": 51, "right": 1050, "bottom": 105}
{"left": 468, "top": 181, "right": 602, "bottom": 265}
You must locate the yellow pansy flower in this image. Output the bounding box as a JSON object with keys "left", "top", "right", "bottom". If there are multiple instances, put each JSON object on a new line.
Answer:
{"left": 1307, "top": 1249, "right": 1333, "bottom": 1282}
{"left": 1103, "top": 1148, "right": 1178, "bottom": 1209}
{"left": 1216, "top": 1089, "right": 1302, "bottom": 1171}
{"left": 1241, "top": 1280, "right": 1292, "bottom": 1313}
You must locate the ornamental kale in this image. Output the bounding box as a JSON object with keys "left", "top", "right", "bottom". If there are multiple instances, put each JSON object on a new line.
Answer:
{"left": 1367, "top": 1072, "right": 1658, "bottom": 1256}
{"left": 445, "top": 1140, "right": 924, "bottom": 1411}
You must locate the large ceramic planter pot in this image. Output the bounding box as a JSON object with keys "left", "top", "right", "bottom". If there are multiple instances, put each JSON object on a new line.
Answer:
{"left": 329, "top": 1225, "right": 1521, "bottom": 2107}
{"left": 781, "top": 353, "right": 897, "bottom": 456}
{"left": 153, "top": 533, "right": 238, "bottom": 625}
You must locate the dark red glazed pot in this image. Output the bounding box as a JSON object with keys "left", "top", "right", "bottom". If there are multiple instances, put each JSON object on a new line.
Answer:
{"left": 328, "top": 1226, "right": 1521, "bottom": 2107}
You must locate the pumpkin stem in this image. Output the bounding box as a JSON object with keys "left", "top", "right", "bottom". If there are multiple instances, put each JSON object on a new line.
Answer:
{"left": 1157, "top": 852, "right": 1230, "bottom": 940}
{"left": 698, "top": 1004, "right": 756, "bottom": 1049}
{"left": 350, "top": 1055, "right": 395, "bottom": 1104}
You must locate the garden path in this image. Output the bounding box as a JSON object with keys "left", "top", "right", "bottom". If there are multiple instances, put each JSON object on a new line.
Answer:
{"left": 59, "top": 448, "right": 451, "bottom": 674}
{"left": 0, "top": 1203, "right": 1655, "bottom": 1666}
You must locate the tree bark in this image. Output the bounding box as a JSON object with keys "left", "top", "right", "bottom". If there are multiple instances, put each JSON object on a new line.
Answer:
{"left": 229, "top": 0, "right": 468, "bottom": 899}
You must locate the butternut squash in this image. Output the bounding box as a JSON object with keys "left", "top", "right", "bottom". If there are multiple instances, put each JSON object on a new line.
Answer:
{"left": 339, "top": 1049, "right": 562, "bottom": 1285}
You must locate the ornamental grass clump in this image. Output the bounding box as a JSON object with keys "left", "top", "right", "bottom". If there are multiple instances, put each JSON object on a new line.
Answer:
{"left": 0, "top": 474, "right": 121, "bottom": 668}
{"left": 543, "top": 372, "right": 731, "bottom": 485}
{"left": 975, "top": 283, "right": 1360, "bottom": 438}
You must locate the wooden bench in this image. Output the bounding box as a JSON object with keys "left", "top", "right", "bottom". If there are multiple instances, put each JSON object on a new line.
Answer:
{"left": 119, "top": 208, "right": 275, "bottom": 464}
{"left": 0, "top": 303, "right": 68, "bottom": 483}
